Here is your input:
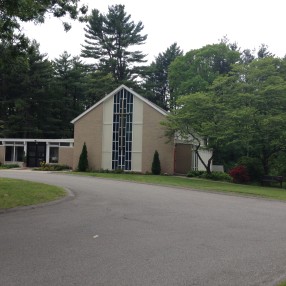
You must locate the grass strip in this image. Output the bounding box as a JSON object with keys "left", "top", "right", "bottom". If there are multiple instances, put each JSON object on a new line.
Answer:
{"left": 72, "top": 172, "right": 286, "bottom": 201}
{"left": 0, "top": 178, "right": 66, "bottom": 209}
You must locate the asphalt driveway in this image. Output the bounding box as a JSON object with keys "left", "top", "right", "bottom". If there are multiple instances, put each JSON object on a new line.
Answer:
{"left": 1, "top": 170, "right": 286, "bottom": 286}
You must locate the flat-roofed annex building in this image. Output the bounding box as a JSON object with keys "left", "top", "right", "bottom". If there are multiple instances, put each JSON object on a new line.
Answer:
{"left": 0, "top": 139, "right": 74, "bottom": 167}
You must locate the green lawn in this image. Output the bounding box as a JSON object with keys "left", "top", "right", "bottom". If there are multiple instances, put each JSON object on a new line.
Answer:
{"left": 72, "top": 172, "right": 286, "bottom": 201}
{"left": 0, "top": 178, "right": 66, "bottom": 209}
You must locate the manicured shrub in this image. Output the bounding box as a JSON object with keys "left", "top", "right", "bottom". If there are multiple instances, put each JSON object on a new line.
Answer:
{"left": 229, "top": 165, "right": 250, "bottom": 184}
{"left": 200, "top": 171, "right": 232, "bottom": 182}
{"left": 37, "top": 163, "right": 71, "bottom": 171}
{"left": 0, "top": 164, "right": 19, "bottom": 169}
{"left": 187, "top": 170, "right": 205, "bottom": 177}
{"left": 151, "top": 150, "right": 161, "bottom": 175}
{"left": 78, "top": 142, "right": 89, "bottom": 172}
{"left": 187, "top": 170, "right": 231, "bottom": 182}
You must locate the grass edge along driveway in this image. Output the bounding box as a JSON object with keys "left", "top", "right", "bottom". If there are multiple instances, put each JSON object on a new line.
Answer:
{"left": 72, "top": 172, "right": 286, "bottom": 201}
{"left": 0, "top": 178, "right": 66, "bottom": 209}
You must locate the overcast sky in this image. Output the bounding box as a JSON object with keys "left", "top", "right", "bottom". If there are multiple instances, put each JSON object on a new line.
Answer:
{"left": 22, "top": 0, "right": 286, "bottom": 63}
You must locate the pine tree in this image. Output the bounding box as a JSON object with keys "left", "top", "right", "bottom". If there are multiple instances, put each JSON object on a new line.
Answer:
{"left": 151, "top": 150, "right": 161, "bottom": 175}
{"left": 78, "top": 142, "right": 89, "bottom": 172}
{"left": 52, "top": 52, "right": 88, "bottom": 137}
{"left": 81, "top": 4, "right": 147, "bottom": 83}
{"left": 142, "top": 43, "right": 183, "bottom": 110}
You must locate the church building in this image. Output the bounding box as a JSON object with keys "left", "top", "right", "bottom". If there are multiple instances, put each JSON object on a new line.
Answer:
{"left": 71, "top": 85, "right": 212, "bottom": 174}
{"left": 0, "top": 85, "right": 212, "bottom": 174}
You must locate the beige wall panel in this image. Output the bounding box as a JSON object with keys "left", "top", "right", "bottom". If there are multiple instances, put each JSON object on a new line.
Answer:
{"left": 0, "top": 146, "right": 5, "bottom": 164}
{"left": 133, "top": 96, "right": 143, "bottom": 124}
{"left": 102, "top": 122, "right": 112, "bottom": 170}
{"left": 73, "top": 104, "right": 103, "bottom": 170}
{"left": 59, "top": 147, "right": 74, "bottom": 168}
{"left": 131, "top": 96, "right": 143, "bottom": 171}
{"left": 102, "top": 95, "right": 113, "bottom": 170}
{"left": 142, "top": 104, "right": 174, "bottom": 174}
{"left": 132, "top": 124, "right": 142, "bottom": 171}
{"left": 102, "top": 152, "right": 112, "bottom": 170}
{"left": 132, "top": 124, "right": 143, "bottom": 152}
{"left": 103, "top": 96, "right": 114, "bottom": 124}
{"left": 131, "top": 152, "right": 142, "bottom": 172}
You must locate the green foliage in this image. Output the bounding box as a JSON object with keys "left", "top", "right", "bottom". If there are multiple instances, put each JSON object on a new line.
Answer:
{"left": 238, "top": 157, "right": 264, "bottom": 181}
{"left": 200, "top": 172, "right": 232, "bottom": 182}
{"left": 52, "top": 52, "right": 89, "bottom": 137}
{"left": 151, "top": 150, "right": 161, "bottom": 175}
{"left": 168, "top": 43, "right": 240, "bottom": 108}
{"left": 269, "top": 152, "right": 286, "bottom": 177}
{"left": 186, "top": 170, "right": 205, "bottom": 177}
{"left": 187, "top": 170, "right": 232, "bottom": 182}
{"left": 114, "top": 168, "right": 124, "bottom": 174}
{"left": 81, "top": 4, "right": 147, "bottom": 83}
{"left": 166, "top": 55, "right": 286, "bottom": 176}
{"left": 212, "top": 57, "right": 286, "bottom": 175}
{"left": 0, "top": 0, "right": 88, "bottom": 41}
{"left": 0, "top": 164, "right": 19, "bottom": 169}
{"left": 0, "top": 39, "right": 57, "bottom": 138}
{"left": 37, "top": 162, "right": 71, "bottom": 171}
{"left": 142, "top": 43, "right": 183, "bottom": 110}
{"left": 78, "top": 142, "right": 88, "bottom": 172}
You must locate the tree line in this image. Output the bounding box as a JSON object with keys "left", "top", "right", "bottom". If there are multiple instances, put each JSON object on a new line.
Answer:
{"left": 1, "top": 2, "right": 286, "bottom": 177}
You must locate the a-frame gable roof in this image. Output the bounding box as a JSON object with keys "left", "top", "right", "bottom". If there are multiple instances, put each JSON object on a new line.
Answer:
{"left": 71, "top": 84, "right": 167, "bottom": 124}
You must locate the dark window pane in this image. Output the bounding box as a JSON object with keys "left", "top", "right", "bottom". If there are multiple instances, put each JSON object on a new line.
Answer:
{"left": 15, "top": 146, "right": 24, "bottom": 161}
{"left": 5, "top": 146, "right": 13, "bottom": 161}
{"left": 49, "top": 147, "right": 59, "bottom": 163}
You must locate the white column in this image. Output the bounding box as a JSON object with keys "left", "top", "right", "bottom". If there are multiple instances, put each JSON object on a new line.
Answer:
{"left": 46, "top": 143, "right": 50, "bottom": 163}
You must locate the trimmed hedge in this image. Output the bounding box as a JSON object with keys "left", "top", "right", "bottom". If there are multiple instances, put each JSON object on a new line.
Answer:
{"left": 187, "top": 170, "right": 232, "bottom": 182}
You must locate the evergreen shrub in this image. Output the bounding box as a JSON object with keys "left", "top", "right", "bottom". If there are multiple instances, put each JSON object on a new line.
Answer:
{"left": 78, "top": 142, "right": 89, "bottom": 172}
{"left": 151, "top": 150, "right": 161, "bottom": 175}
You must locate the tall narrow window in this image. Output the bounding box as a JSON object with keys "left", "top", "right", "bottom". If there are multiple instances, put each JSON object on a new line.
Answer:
{"left": 49, "top": 147, "right": 59, "bottom": 163}
{"left": 192, "top": 151, "right": 198, "bottom": 171}
{"left": 112, "top": 89, "right": 133, "bottom": 170}
{"left": 5, "top": 146, "right": 13, "bottom": 161}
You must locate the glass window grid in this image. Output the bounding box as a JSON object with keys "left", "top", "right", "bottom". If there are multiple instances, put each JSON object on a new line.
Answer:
{"left": 112, "top": 90, "right": 133, "bottom": 170}
{"left": 5, "top": 145, "right": 24, "bottom": 162}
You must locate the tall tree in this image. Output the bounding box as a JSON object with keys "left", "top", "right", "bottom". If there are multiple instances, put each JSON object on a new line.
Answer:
{"left": 0, "top": 39, "right": 55, "bottom": 138}
{"left": 81, "top": 5, "right": 147, "bottom": 83}
{"left": 52, "top": 52, "right": 89, "bottom": 137}
{"left": 142, "top": 43, "right": 183, "bottom": 110}
{"left": 162, "top": 92, "right": 226, "bottom": 174}
{"left": 212, "top": 57, "right": 286, "bottom": 175}
{"left": 168, "top": 43, "right": 240, "bottom": 109}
